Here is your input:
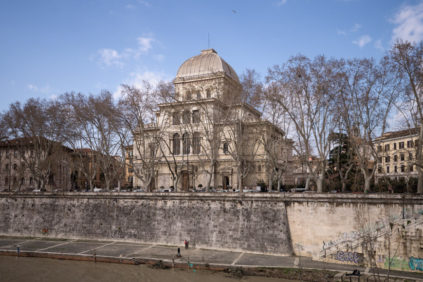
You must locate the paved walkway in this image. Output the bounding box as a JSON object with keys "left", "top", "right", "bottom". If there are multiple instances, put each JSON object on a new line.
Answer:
{"left": 0, "top": 237, "right": 421, "bottom": 281}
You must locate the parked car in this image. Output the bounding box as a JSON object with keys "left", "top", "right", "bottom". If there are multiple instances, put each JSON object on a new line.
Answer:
{"left": 133, "top": 188, "right": 145, "bottom": 192}
{"left": 290, "top": 187, "right": 306, "bottom": 192}
{"left": 93, "top": 188, "right": 103, "bottom": 192}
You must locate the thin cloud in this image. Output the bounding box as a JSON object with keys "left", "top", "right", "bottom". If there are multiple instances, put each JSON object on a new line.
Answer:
{"left": 337, "top": 29, "right": 347, "bottom": 36}
{"left": 350, "top": 23, "right": 362, "bottom": 32}
{"left": 392, "top": 2, "right": 423, "bottom": 43}
{"left": 113, "top": 71, "right": 170, "bottom": 100}
{"left": 27, "top": 84, "right": 52, "bottom": 94}
{"left": 137, "top": 0, "right": 151, "bottom": 7}
{"left": 276, "top": 0, "right": 287, "bottom": 6}
{"left": 137, "top": 37, "right": 153, "bottom": 53}
{"left": 374, "top": 39, "right": 384, "bottom": 51}
{"left": 98, "top": 48, "right": 123, "bottom": 67}
{"left": 125, "top": 4, "right": 136, "bottom": 9}
{"left": 96, "top": 36, "right": 155, "bottom": 68}
{"left": 353, "top": 35, "right": 372, "bottom": 48}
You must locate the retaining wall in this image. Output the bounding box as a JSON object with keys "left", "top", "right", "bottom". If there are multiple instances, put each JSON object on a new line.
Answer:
{"left": 0, "top": 193, "right": 422, "bottom": 271}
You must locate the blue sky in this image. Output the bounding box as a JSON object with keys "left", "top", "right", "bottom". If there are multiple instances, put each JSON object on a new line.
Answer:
{"left": 1, "top": 0, "right": 423, "bottom": 111}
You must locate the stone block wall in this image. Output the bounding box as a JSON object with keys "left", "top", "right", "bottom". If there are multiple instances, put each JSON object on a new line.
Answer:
{"left": 0, "top": 193, "right": 293, "bottom": 255}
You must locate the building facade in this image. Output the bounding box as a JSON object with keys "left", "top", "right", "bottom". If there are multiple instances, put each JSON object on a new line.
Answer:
{"left": 374, "top": 128, "right": 419, "bottom": 181}
{"left": 0, "top": 137, "right": 73, "bottom": 192}
{"left": 133, "top": 49, "right": 293, "bottom": 191}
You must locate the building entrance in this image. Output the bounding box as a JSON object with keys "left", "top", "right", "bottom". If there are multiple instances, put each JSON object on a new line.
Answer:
{"left": 223, "top": 175, "right": 230, "bottom": 190}
{"left": 182, "top": 171, "right": 189, "bottom": 192}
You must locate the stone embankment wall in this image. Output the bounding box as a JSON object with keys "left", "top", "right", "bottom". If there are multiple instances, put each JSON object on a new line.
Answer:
{"left": 0, "top": 193, "right": 422, "bottom": 272}
{"left": 0, "top": 193, "right": 293, "bottom": 255}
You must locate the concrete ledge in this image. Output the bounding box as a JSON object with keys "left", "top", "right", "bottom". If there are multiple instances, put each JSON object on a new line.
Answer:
{"left": 0, "top": 191, "right": 422, "bottom": 204}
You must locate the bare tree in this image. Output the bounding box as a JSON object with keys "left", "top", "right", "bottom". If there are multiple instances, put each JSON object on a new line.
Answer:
{"left": 117, "top": 83, "right": 160, "bottom": 191}
{"left": 390, "top": 40, "right": 423, "bottom": 194}
{"left": 64, "top": 92, "right": 122, "bottom": 190}
{"left": 266, "top": 55, "right": 338, "bottom": 192}
{"left": 335, "top": 57, "right": 399, "bottom": 192}
{"left": 2, "top": 98, "right": 72, "bottom": 191}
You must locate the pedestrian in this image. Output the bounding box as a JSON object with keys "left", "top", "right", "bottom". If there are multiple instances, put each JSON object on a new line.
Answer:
{"left": 177, "top": 247, "right": 181, "bottom": 257}
{"left": 184, "top": 240, "right": 188, "bottom": 249}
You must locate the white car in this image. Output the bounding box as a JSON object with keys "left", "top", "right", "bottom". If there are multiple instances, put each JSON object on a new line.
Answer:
{"left": 93, "top": 188, "right": 103, "bottom": 192}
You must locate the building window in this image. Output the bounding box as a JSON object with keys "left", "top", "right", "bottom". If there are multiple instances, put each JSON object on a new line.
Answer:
{"left": 399, "top": 142, "right": 404, "bottom": 149}
{"left": 400, "top": 153, "right": 405, "bottom": 161}
{"left": 192, "top": 110, "right": 200, "bottom": 123}
{"left": 183, "top": 110, "right": 191, "bottom": 124}
{"left": 377, "top": 145, "right": 382, "bottom": 152}
{"left": 394, "top": 155, "right": 397, "bottom": 162}
{"left": 385, "top": 156, "right": 390, "bottom": 163}
{"left": 385, "top": 144, "right": 390, "bottom": 151}
{"left": 5, "top": 164, "right": 9, "bottom": 171}
{"left": 410, "top": 165, "right": 414, "bottom": 172}
{"left": 415, "top": 140, "right": 419, "bottom": 147}
{"left": 393, "top": 143, "right": 397, "bottom": 150}
{"left": 186, "top": 91, "right": 192, "bottom": 100}
{"left": 409, "top": 152, "right": 413, "bottom": 160}
{"left": 223, "top": 142, "right": 229, "bottom": 154}
{"left": 206, "top": 89, "right": 211, "bottom": 98}
{"left": 5, "top": 177, "right": 8, "bottom": 185}
{"left": 394, "top": 166, "right": 397, "bottom": 173}
{"left": 386, "top": 166, "right": 390, "bottom": 173}
{"left": 172, "top": 133, "right": 180, "bottom": 155}
{"left": 182, "top": 133, "right": 190, "bottom": 155}
{"left": 257, "top": 164, "right": 262, "bottom": 172}
{"left": 196, "top": 91, "right": 201, "bottom": 99}
{"left": 401, "top": 165, "right": 405, "bottom": 172}
{"left": 29, "top": 177, "right": 33, "bottom": 185}
{"left": 378, "top": 157, "right": 382, "bottom": 163}
{"left": 378, "top": 166, "right": 382, "bottom": 173}
{"left": 149, "top": 143, "right": 156, "bottom": 158}
{"left": 172, "top": 112, "right": 180, "bottom": 125}
{"left": 192, "top": 132, "right": 201, "bottom": 154}
{"left": 13, "top": 164, "right": 17, "bottom": 170}
{"left": 14, "top": 151, "right": 18, "bottom": 158}
{"left": 407, "top": 140, "right": 414, "bottom": 148}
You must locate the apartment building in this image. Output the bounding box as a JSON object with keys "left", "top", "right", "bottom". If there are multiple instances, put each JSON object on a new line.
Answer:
{"left": 374, "top": 128, "right": 419, "bottom": 180}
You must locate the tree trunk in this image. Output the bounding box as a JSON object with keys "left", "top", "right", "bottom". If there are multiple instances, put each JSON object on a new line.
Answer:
{"left": 305, "top": 177, "right": 310, "bottom": 190}
{"left": 316, "top": 174, "right": 324, "bottom": 193}
{"left": 417, "top": 126, "right": 423, "bottom": 194}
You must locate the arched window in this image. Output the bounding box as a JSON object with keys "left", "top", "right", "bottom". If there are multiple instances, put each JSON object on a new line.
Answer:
{"left": 182, "top": 133, "right": 190, "bottom": 155}
{"left": 183, "top": 110, "right": 191, "bottom": 124}
{"left": 149, "top": 143, "right": 156, "bottom": 157}
{"left": 172, "top": 112, "right": 180, "bottom": 125}
{"left": 206, "top": 89, "right": 211, "bottom": 98}
{"left": 192, "top": 132, "right": 201, "bottom": 154}
{"left": 223, "top": 142, "right": 229, "bottom": 154}
{"left": 192, "top": 110, "right": 200, "bottom": 123}
{"left": 173, "top": 133, "right": 180, "bottom": 155}
{"left": 186, "top": 91, "right": 192, "bottom": 100}
{"left": 196, "top": 91, "right": 201, "bottom": 99}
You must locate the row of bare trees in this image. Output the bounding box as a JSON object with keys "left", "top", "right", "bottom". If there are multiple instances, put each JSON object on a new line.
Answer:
{"left": 0, "top": 41, "right": 422, "bottom": 193}
{"left": 262, "top": 41, "right": 423, "bottom": 193}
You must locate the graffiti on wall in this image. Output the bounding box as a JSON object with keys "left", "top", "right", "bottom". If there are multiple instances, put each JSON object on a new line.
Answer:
{"left": 409, "top": 257, "right": 423, "bottom": 271}
{"left": 334, "top": 251, "right": 364, "bottom": 264}
{"left": 384, "top": 257, "right": 409, "bottom": 270}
